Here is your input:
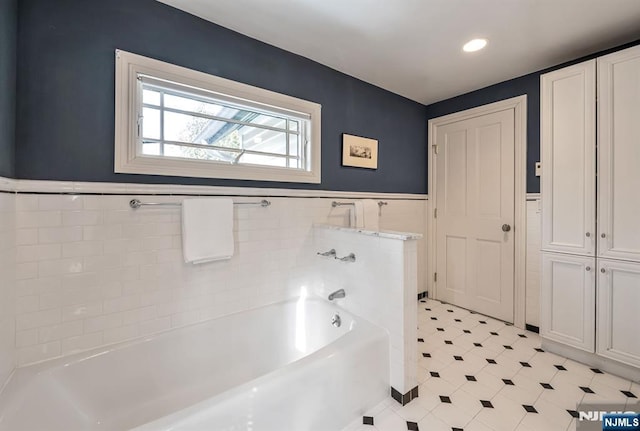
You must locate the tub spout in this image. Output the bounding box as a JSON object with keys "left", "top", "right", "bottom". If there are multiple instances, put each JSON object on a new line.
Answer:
{"left": 328, "top": 289, "right": 346, "bottom": 301}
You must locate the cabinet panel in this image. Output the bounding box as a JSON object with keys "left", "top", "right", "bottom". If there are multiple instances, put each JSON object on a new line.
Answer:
{"left": 597, "top": 259, "right": 640, "bottom": 368}
{"left": 598, "top": 45, "right": 640, "bottom": 262}
{"left": 541, "top": 252, "right": 595, "bottom": 352}
{"left": 540, "top": 61, "right": 596, "bottom": 255}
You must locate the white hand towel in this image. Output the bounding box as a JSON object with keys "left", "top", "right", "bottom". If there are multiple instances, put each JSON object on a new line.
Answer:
{"left": 351, "top": 201, "right": 365, "bottom": 228}
{"left": 182, "top": 198, "right": 234, "bottom": 264}
{"left": 361, "top": 199, "right": 379, "bottom": 231}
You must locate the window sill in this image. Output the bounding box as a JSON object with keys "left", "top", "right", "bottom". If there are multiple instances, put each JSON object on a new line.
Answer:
{"left": 114, "top": 155, "right": 321, "bottom": 184}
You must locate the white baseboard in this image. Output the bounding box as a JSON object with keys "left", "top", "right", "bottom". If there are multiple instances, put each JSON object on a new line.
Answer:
{"left": 526, "top": 192, "right": 541, "bottom": 201}
{"left": 542, "top": 338, "right": 640, "bottom": 383}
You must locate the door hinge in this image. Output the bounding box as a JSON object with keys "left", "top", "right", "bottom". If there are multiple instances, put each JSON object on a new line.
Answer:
{"left": 434, "top": 208, "right": 437, "bottom": 219}
{"left": 432, "top": 145, "right": 439, "bottom": 155}
{"left": 434, "top": 272, "right": 438, "bottom": 282}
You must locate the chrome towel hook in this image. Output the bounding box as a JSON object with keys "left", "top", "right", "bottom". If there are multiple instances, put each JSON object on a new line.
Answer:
{"left": 378, "top": 201, "right": 388, "bottom": 216}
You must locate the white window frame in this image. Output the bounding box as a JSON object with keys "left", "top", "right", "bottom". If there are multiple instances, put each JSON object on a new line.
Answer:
{"left": 114, "top": 50, "right": 321, "bottom": 183}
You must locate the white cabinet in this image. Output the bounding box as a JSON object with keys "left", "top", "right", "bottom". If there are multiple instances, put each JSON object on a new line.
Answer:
{"left": 598, "top": 45, "right": 640, "bottom": 262}
{"left": 541, "top": 45, "right": 640, "bottom": 378}
{"left": 597, "top": 259, "right": 640, "bottom": 368}
{"left": 541, "top": 60, "right": 596, "bottom": 256}
{"left": 541, "top": 252, "right": 595, "bottom": 352}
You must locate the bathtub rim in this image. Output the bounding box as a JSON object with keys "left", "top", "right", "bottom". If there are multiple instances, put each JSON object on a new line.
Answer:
{"left": 8, "top": 295, "right": 369, "bottom": 377}
{"left": 132, "top": 304, "right": 389, "bottom": 430}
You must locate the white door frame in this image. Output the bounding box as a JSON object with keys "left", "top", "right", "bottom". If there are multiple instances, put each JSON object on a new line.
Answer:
{"left": 427, "top": 95, "right": 528, "bottom": 328}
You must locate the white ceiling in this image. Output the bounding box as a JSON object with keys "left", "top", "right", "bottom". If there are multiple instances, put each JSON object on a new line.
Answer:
{"left": 156, "top": 0, "right": 640, "bottom": 105}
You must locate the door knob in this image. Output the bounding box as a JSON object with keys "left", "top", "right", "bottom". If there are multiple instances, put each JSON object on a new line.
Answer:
{"left": 502, "top": 224, "right": 511, "bottom": 232}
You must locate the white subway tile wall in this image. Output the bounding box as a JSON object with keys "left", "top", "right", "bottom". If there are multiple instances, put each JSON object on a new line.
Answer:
{"left": 312, "top": 227, "right": 419, "bottom": 393}
{"left": 526, "top": 198, "right": 541, "bottom": 327}
{"left": 13, "top": 194, "right": 427, "bottom": 365}
{"left": 0, "top": 192, "right": 16, "bottom": 384}
{"left": 374, "top": 200, "right": 427, "bottom": 294}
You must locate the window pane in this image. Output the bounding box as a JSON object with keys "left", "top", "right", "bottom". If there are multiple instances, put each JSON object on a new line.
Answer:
{"left": 164, "top": 93, "right": 224, "bottom": 117}
{"left": 289, "top": 134, "right": 299, "bottom": 156}
{"left": 143, "top": 89, "right": 161, "bottom": 106}
{"left": 164, "top": 92, "right": 282, "bottom": 128}
{"left": 136, "top": 75, "right": 313, "bottom": 173}
{"left": 142, "top": 142, "right": 160, "bottom": 155}
{"left": 241, "top": 129, "right": 288, "bottom": 155}
{"left": 240, "top": 153, "right": 287, "bottom": 167}
{"left": 288, "top": 156, "right": 301, "bottom": 169}
{"left": 164, "top": 143, "right": 237, "bottom": 162}
{"left": 164, "top": 111, "right": 227, "bottom": 144}
{"left": 248, "top": 113, "right": 287, "bottom": 130}
{"left": 142, "top": 107, "right": 161, "bottom": 140}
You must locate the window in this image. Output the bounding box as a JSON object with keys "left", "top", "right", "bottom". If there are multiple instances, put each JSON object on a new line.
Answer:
{"left": 115, "top": 50, "right": 321, "bottom": 183}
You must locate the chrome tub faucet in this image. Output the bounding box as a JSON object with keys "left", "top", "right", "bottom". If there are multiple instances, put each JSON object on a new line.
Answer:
{"left": 328, "top": 289, "right": 346, "bottom": 301}
{"left": 336, "top": 253, "right": 356, "bottom": 262}
{"left": 317, "top": 248, "right": 336, "bottom": 257}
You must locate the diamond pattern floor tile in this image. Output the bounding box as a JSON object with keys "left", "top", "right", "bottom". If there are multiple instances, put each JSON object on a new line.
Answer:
{"left": 342, "top": 298, "right": 638, "bottom": 431}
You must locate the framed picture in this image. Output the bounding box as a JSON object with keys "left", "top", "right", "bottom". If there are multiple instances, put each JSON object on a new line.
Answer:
{"left": 342, "top": 134, "right": 378, "bottom": 169}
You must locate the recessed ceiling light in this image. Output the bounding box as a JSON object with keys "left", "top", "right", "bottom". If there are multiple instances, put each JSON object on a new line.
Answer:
{"left": 463, "top": 38, "right": 487, "bottom": 53}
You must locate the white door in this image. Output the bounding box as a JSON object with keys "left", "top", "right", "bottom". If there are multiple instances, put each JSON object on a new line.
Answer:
{"left": 540, "top": 252, "right": 595, "bottom": 352}
{"left": 435, "top": 109, "right": 515, "bottom": 322}
{"left": 598, "top": 45, "right": 640, "bottom": 262}
{"left": 597, "top": 259, "right": 640, "bottom": 368}
{"left": 540, "top": 60, "right": 596, "bottom": 256}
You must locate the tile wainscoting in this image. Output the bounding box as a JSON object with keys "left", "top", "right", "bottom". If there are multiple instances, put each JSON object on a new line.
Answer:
{"left": 525, "top": 195, "right": 541, "bottom": 328}
{"left": 0, "top": 192, "right": 16, "bottom": 385}
{"left": 1, "top": 178, "right": 544, "bottom": 374}
{"left": 1, "top": 180, "right": 427, "bottom": 365}
{"left": 313, "top": 224, "right": 420, "bottom": 394}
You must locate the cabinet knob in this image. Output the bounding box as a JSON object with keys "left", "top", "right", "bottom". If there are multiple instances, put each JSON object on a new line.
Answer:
{"left": 502, "top": 224, "right": 511, "bottom": 232}
{"left": 586, "top": 266, "right": 591, "bottom": 272}
{"left": 585, "top": 232, "right": 591, "bottom": 238}
{"left": 601, "top": 233, "right": 606, "bottom": 238}
{"left": 601, "top": 268, "right": 606, "bottom": 274}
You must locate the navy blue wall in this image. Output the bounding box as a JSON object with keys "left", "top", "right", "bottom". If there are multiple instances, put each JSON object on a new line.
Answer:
{"left": 15, "top": 0, "right": 428, "bottom": 193}
{"left": 425, "top": 39, "right": 640, "bottom": 194}
{"left": 0, "top": 0, "right": 17, "bottom": 178}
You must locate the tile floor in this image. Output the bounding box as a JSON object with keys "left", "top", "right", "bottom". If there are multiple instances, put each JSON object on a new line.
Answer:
{"left": 343, "top": 298, "right": 639, "bottom": 431}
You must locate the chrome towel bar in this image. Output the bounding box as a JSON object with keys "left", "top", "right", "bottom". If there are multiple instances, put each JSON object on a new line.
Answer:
{"left": 332, "top": 200, "right": 388, "bottom": 208}
{"left": 331, "top": 201, "right": 355, "bottom": 208}
{"left": 129, "top": 198, "right": 271, "bottom": 209}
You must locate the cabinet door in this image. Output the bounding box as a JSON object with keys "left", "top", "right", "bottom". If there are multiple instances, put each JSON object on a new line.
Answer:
{"left": 598, "top": 45, "right": 640, "bottom": 262}
{"left": 597, "top": 259, "right": 640, "bottom": 368}
{"left": 540, "top": 61, "right": 596, "bottom": 255}
{"left": 541, "top": 252, "right": 595, "bottom": 352}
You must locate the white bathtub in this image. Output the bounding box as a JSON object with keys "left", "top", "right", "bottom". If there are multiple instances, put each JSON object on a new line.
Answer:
{"left": 0, "top": 296, "right": 389, "bottom": 430}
